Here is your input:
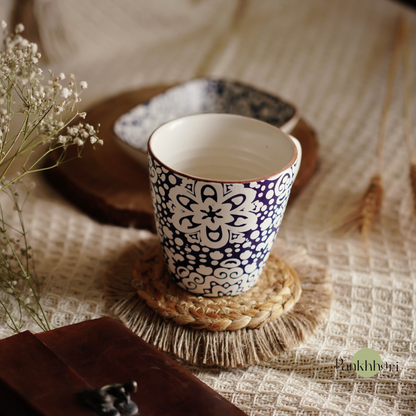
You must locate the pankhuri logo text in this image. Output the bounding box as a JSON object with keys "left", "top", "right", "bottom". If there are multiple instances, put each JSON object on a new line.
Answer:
{"left": 336, "top": 348, "right": 399, "bottom": 378}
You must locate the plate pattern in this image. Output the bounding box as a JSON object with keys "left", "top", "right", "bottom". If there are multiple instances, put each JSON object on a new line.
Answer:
{"left": 114, "top": 78, "right": 297, "bottom": 154}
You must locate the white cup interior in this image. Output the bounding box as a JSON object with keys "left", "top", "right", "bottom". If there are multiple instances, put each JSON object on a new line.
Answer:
{"left": 148, "top": 114, "right": 297, "bottom": 181}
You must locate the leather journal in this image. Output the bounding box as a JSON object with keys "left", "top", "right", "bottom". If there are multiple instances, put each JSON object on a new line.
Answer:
{"left": 0, "top": 317, "right": 246, "bottom": 416}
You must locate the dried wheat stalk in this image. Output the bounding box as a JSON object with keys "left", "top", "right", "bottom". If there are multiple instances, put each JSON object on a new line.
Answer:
{"left": 333, "top": 174, "right": 383, "bottom": 239}
{"left": 332, "top": 16, "right": 406, "bottom": 240}
{"left": 402, "top": 17, "right": 416, "bottom": 212}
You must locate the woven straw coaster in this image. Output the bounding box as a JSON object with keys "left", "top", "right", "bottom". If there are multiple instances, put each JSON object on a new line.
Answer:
{"left": 104, "top": 236, "right": 332, "bottom": 368}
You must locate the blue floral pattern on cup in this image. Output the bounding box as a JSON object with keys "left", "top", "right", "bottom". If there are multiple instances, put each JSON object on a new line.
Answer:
{"left": 149, "top": 156, "right": 298, "bottom": 297}
{"left": 114, "top": 78, "right": 298, "bottom": 155}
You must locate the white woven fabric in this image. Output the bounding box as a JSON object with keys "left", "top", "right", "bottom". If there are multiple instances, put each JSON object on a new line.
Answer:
{"left": 1, "top": 0, "right": 416, "bottom": 414}
{"left": 33, "top": 0, "right": 240, "bottom": 107}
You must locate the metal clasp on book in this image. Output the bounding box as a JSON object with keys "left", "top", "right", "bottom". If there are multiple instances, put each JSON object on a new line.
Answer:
{"left": 79, "top": 380, "right": 139, "bottom": 416}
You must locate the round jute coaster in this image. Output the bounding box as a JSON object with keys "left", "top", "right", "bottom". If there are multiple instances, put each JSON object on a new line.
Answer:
{"left": 104, "top": 236, "right": 332, "bottom": 368}
{"left": 131, "top": 243, "right": 301, "bottom": 331}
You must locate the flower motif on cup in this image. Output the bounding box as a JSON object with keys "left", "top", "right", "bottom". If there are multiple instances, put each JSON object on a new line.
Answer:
{"left": 169, "top": 182, "right": 258, "bottom": 249}
{"left": 148, "top": 155, "right": 298, "bottom": 297}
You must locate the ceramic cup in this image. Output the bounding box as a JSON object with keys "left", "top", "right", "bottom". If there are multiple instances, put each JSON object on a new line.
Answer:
{"left": 148, "top": 113, "right": 302, "bottom": 297}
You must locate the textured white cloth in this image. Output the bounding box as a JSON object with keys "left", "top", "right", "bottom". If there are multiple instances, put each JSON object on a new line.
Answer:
{"left": 1, "top": 0, "right": 416, "bottom": 415}
{"left": 33, "top": 0, "right": 240, "bottom": 107}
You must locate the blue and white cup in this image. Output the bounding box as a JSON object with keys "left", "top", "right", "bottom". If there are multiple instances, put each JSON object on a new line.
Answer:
{"left": 148, "top": 114, "right": 302, "bottom": 297}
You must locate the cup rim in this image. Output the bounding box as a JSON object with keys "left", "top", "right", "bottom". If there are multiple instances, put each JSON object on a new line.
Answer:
{"left": 147, "top": 113, "right": 299, "bottom": 183}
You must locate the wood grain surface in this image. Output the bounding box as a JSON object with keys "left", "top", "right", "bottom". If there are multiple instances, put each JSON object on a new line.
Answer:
{"left": 44, "top": 85, "right": 319, "bottom": 232}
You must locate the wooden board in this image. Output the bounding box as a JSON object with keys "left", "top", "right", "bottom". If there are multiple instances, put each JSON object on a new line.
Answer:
{"left": 44, "top": 85, "right": 319, "bottom": 232}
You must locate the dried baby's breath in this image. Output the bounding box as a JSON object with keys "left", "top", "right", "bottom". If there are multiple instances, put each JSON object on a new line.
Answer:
{"left": 0, "top": 22, "right": 102, "bottom": 332}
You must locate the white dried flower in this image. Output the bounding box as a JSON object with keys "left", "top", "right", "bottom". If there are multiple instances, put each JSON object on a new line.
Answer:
{"left": 79, "top": 112, "right": 87, "bottom": 119}
{"left": 67, "top": 126, "right": 78, "bottom": 136}
{"left": 80, "top": 81, "right": 88, "bottom": 89}
{"left": 1, "top": 21, "right": 7, "bottom": 29}
{"left": 58, "top": 72, "right": 65, "bottom": 80}
{"left": 58, "top": 135, "right": 67, "bottom": 144}
{"left": 15, "top": 24, "right": 24, "bottom": 33}
{"left": 61, "top": 88, "right": 71, "bottom": 99}
{"left": 74, "top": 138, "right": 84, "bottom": 146}
{"left": 26, "top": 181, "right": 36, "bottom": 191}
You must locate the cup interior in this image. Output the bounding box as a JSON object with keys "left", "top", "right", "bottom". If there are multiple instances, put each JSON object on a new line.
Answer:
{"left": 148, "top": 114, "right": 297, "bottom": 182}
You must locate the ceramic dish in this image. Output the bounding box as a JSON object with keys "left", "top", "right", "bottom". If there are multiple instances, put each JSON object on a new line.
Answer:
{"left": 113, "top": 78, "right": 300, "bottom": 167}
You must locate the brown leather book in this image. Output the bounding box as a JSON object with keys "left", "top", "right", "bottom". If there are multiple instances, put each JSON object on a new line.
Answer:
{"left": 0, "top": 331, "right": 92, "bottom": 416}
{"left": 0, "top": 317, "right": 245, "bottom": 416}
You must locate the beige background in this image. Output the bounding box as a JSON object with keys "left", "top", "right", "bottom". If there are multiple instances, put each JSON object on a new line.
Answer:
{"left": 0, "top": 0, "right": 415, "bottom": 414}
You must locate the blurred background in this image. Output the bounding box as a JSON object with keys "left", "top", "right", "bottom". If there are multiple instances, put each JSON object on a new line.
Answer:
{"left": 1, "top": 0, "right": 415, "bottom": 110}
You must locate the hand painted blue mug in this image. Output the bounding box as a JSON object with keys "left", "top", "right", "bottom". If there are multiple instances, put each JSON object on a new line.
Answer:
{"left": 148, "top": 113, "right": 302, "bottom": 297}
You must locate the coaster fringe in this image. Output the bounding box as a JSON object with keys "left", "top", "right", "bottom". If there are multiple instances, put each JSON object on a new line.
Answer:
{"left": 129, "top": 242, "right": 302, "bottom": 332}
{"left": 104, "top": 238, "right": 332, "bottom": 368}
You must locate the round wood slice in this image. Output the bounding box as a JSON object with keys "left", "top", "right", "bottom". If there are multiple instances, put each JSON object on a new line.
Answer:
{"left": 44, "top": 85, "right": 319, "bottom": 232}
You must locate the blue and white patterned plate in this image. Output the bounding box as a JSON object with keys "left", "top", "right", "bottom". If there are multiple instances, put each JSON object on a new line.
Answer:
{"left": 113, "top": 78, "right": 299, "bottom": 167}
